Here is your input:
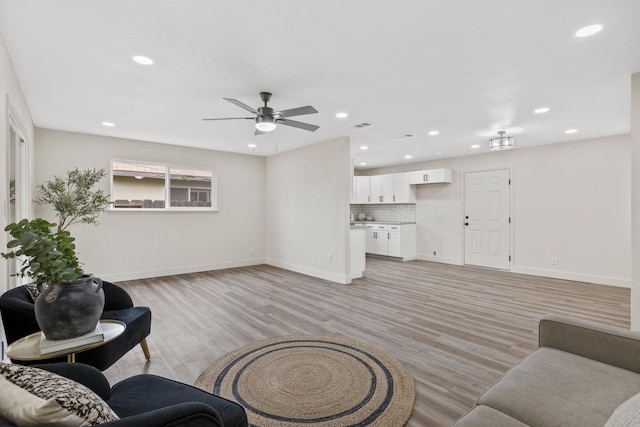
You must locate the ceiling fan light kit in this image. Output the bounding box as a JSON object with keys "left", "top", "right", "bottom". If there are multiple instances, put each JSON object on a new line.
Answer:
{"left": 203, "top": 91, "right": 319, "bottom": 134}
{"left": 255, "top": 116, "right": 276, "bottom": 132}
{"left": 489, "top": 131, "right": 514, "bottom": 151}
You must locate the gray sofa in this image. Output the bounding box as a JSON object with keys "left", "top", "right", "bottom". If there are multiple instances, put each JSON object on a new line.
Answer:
{"left": 453, "top": 315, "right": 640, "bottom": 427}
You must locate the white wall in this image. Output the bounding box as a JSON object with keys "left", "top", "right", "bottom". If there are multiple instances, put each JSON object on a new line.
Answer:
{"left": 0, "top": 29, "right": 34, "bottom": 357}
{"left": 265, "top": 137, "right": 351, "bottom": 284}
{"left": 34, "top": 128, "right": 266, "bottom": 282}
{"left": 631, "top": 72, "right": 640, "bottom": 329}
{"left": 363, "top": 135, "right": 631, "bottom": 287}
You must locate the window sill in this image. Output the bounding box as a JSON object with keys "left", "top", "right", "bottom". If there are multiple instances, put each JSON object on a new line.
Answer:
{"left": 108, "top": 207, "right": 219, "bottom": 213}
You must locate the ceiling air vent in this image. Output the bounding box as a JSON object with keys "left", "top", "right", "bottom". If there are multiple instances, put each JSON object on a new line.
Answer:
{"left": 351, "top": 122, "right": 372, "bottom": 129}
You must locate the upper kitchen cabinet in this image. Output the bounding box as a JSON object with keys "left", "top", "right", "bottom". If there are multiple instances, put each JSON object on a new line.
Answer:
{"left": 408, "top": 168, "right": 452, "bottom": 184}
{"left": 393, "top": 173, "right": 416, "bottom": 203}
{"left": 355, "top": 176, "right": 371, "bottom": 204}
{"left": 353, "top": 173, "right": 416, "bottom": 204}
{"left": 370, "top": 174, "right": 394, "bottom": 203}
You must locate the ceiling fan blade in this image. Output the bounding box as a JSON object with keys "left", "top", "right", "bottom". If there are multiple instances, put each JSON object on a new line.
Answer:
{"left": 278, "top": 118, "right": 319, "bottom": 132}
{"left": 276, "top": 105, "right": 318, "bottom": 118}
{"left": 202, "top": 117, "right": 255, "bottom": 121}
{"left": 223, "top": 98, "right": 260, "bottom": 115}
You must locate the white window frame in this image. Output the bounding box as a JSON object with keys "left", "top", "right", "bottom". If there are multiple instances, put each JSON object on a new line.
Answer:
{"left": 109, "top": 159, "right": 218, "bottom": 212}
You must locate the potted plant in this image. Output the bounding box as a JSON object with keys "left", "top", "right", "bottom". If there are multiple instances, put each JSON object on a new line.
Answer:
{"left": 2, "top": 218, "right": 104, "bottom": 340}
{"left": 1, "top": 168, "right": 111, "bottom": 341}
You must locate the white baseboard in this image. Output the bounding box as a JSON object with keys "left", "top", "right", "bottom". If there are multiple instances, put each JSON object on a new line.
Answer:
{"left": 96, "top": 258, "right": 265, "bottom": 282}
{"left": 512, "top": 266, "right": 631, "bottom": 288}
{"left": 415, "top": 255, "right": 629, "bottom": 288}
{"left": 265, "top": 258, "right": 350, "bottom": 285}
{"left": 416, "top": 253, "right": 463, "bottom": 265}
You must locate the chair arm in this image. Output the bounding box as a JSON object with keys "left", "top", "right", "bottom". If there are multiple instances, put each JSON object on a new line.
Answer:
{"left": 34, "top": 363, "right": 112, "bottom": 401}
{"left": 102, "top": 282, "right": 134, "bottom": 311}
{"left": 0, "top": 297, "right": 39, "bottom": 343}
{"left": 99, "top": 402, "right": 223, "bottom": 427}
{"left": 539, "top": 314, "right": 640, "bottom": 373}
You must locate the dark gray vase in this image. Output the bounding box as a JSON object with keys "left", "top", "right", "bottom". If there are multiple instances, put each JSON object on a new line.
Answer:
{"left": 34, "top": 275, "right": 105, "bottom": 341}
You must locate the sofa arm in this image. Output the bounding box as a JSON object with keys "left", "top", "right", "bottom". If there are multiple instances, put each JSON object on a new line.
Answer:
{"left": 99, "top": 402, "right": 223, "bottom": 427}
{"left": 34, "top": 363, "right": 112, "bottom": 401}
{"left": 539, "top": 314, "right": 640, "bottom": 373}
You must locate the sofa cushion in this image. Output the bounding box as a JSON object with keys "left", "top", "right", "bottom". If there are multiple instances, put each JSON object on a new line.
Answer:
{"left": 452, "top": 405, "right": 529, "bottom": 427}
{"left": 605, "top": 391, "right": 640, "bottom": 427}
{"left": 0, "top": 363, "right": 118, "bottom": 426}
{"left": 478, "top": 348, "right": 640, "bottom": 427}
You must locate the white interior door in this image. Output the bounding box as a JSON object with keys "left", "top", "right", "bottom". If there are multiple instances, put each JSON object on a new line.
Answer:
{"left": 464, "top": 169, "right": 510, "bottom": 270}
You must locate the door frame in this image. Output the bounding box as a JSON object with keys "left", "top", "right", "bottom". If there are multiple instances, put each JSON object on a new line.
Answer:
{"left": 462, "top": 166, "right": 514, "bottom": 270}
{"left": 5, "top": 94, "right": 32, "bottom": 288}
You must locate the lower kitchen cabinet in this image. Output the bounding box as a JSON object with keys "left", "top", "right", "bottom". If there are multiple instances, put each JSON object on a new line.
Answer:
{"left": 364, "top": 223, "right": 416, "bottom": 261}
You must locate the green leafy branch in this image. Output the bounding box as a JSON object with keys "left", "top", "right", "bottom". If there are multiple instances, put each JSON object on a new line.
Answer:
{"left": 1, "top": 218, "right": 83, "bottom": 284}
{"left": 36, "top": 168, "right": 111, "bottom": 233}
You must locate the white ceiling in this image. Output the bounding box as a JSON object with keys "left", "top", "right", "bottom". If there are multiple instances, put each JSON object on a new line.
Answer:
{"left": 1, "top": 0, "right": 639, "bottom": 169}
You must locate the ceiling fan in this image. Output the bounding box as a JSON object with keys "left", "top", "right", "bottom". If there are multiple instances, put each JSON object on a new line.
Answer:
{"left": 202, "top": 92, "right": 319, "bottom": 135}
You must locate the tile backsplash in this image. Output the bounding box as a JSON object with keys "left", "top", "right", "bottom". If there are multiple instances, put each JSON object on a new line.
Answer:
{"left": 350, "top": 204, "right": 416, "bottom": 223}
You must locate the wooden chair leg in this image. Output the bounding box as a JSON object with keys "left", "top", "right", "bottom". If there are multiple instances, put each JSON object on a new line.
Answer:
{"left": 140, "top": 338, "right": 151, "bottom": 360}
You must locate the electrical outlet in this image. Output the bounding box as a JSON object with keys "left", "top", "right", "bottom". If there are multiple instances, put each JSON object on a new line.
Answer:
{"left": 551, "top": 257, "right": 558, "bottom": 265}
{"left": 327, "top": 253, "right": 333, "bottom": 263}
{"left": 248, "top": 248, "right": 254, "bottom": 255}
{"left": 433, "top": 251, "right": 437, "bottom": 256}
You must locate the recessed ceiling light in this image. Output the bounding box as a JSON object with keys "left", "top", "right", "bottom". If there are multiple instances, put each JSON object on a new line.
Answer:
{"left": 336, "top": 112, "right": 348, "bottom": 119}
{"left": 360, "top": 146, "right": 368, "bottom": 150}
{"left": 576, "top": 24, "right": 603, "bottom": 38}
{"left": 248, "top": 144, "right": 256, "bottom": 148}
{"left": 101, "top": 121, "right": 115, "bottom": 127}
{"left": 534, "top": 107, "right": 550, "bottom": 114}
{"left": 565, "top": 129, "right": 578, "bottom": 134}
{"left": 359, "top": 162, "right": 367, "bottom": 166}
{"left": 132, "top": 55, "right": 154, "bottom": 65}
{"left": 405, "top": 155, "right": 413, "bottom": 159}
{"left": 428, "top": 131, "right": 439, "bottom": 136}
{"left": 471, "top": 144, "right": 480, "bottom": 149}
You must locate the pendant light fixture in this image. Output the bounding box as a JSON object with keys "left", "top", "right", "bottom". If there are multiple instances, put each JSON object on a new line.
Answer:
{"left": 489, "top": 131, "right": 514, "bottom": 151}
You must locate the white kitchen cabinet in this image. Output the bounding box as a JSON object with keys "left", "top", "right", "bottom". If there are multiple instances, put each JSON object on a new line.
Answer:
{"left": 355, "top": 176, "right": 370, "bottom": 204}
{"left": 408, "top": 168, "right": 452, "bottom": 184}
{"left": 364, "top": 223, "right": 416, "bottom": 261}
{"left": 387, "top": 230, "right": 402, "bottom": 257}
{"left": 369, "top": 176, "right": 381, "bottom": 203}
{"left": 370, "top": 175, "right": 394, "bottom": 203}
{"left": 393, "top": 173, "right": 416, "bottom": 203}
{"left": 375, "top": 231, "right": 389, "bottom": 255}
{"left": 365, "top": 229, "right": 376, "bottom": 254}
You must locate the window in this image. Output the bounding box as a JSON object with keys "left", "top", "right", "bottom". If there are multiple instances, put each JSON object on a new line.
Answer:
{"left": 111, "top": 160, "right": 216, "bottom": 210}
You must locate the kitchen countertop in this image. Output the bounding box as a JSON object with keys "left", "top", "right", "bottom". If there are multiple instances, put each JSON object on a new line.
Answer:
{"left": 350, "top": 221, "right": 416, "bottom": 226}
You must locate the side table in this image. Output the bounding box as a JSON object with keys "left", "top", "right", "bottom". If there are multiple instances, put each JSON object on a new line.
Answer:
{"left": 6, "top": 320, "right": 126, "bottom": 363}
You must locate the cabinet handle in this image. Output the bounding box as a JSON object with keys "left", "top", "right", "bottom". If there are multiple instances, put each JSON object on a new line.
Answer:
{"left": 425, "top": 173, "right": 429, "bottom": 182}
{"left": 393, "top": 195, "right": 396, "bottom": 202}
{"left": 379, "top": 196, "right": 383, "bottom": 202}
{"left": 388, "top": 233, "right": 390, "bottom": 239}
{"left": 368, "top": 196, "right": 370, "bottom": 203}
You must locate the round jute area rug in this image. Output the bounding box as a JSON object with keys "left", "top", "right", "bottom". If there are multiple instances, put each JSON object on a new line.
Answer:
{"left": 195, "top": 335, "right": 415, "bottom": 427}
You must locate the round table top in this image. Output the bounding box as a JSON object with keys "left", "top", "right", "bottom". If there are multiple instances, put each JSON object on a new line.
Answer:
{"left": 6, "top": 320, "right": 126, "bottom": 361}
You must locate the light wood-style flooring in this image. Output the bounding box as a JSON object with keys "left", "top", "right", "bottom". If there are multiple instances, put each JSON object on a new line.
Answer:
{"left": 104, "top": 258, "right": 630, "bottom": 426}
